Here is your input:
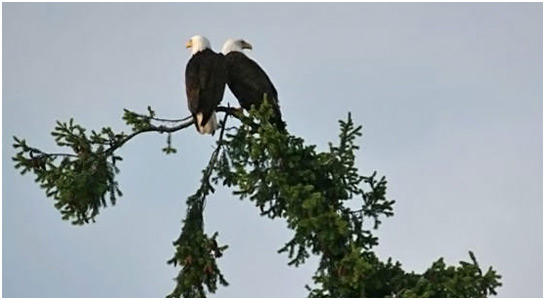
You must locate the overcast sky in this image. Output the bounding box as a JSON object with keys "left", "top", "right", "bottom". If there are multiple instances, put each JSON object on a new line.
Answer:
{"left": 2, "top": 2, "right": 542, "bottom": 298}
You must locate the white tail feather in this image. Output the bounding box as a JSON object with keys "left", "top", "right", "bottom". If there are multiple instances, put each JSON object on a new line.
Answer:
{"left": 195, "top": 112, "right": 218, "bottom": 135}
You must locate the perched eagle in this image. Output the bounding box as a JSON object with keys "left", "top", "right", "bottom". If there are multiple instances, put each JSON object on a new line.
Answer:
{"left": 185, "top": 35, "right": 227, "bottom": 134}
{"left": 221, "top": 38, "right": 286, "bottom": 132}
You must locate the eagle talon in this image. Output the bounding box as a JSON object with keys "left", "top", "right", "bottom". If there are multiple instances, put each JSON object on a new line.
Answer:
{"left": 233, "top": 107, "right": 244, "bottom": 116}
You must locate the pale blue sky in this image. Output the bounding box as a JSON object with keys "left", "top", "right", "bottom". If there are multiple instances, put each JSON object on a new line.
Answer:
{"left": 3, "top": 3, "right": 542, "bottom": 297}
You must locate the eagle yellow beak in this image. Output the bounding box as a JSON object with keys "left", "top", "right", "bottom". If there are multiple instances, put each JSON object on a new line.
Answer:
{"left": 241, "top": 40, "right": 253, "bottom": 50}
{"left": 186, "top": 40, "right": 192, "bottom": 48}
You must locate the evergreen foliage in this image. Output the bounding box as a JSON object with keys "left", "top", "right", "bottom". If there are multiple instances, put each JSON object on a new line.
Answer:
{"left": 12, "top": 101, "right": 501, "bottom": 297}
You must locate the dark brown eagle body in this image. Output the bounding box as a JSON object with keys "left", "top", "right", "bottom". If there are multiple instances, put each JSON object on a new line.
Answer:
{"left": 224, "top": 51, "right": 287, "bottom": 132}
{"left": 185, "top": 46, "right": 227, "bottom": 134}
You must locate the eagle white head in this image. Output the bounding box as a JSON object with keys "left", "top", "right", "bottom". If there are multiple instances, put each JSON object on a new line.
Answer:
{"left": 186, "top": 35, "right": 211, "bottom": 55}
{"left": 221, "top": 38, "right": 253, "bottom": 55}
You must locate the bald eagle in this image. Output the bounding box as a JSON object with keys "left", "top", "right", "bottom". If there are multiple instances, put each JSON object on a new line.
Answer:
{"left": 222, "top": 38, "right": 286, "bottom": 132}
{"left": 185, "top": 35, "right": 227, "bottom": 134}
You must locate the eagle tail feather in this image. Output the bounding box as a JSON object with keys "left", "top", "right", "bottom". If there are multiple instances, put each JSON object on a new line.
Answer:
{"left": 195, "top": 112, "right": 218, "bottom": 135}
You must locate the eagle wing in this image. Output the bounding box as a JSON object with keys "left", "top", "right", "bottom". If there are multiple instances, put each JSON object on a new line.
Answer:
{"left": 225, "top": 52, "right": 278, "bottom": 109}
{"left": 185, "top": 50, "right": 227, "bottom": 126}
{"left": 225, "top": 52, "right": 285, "bottom": 131}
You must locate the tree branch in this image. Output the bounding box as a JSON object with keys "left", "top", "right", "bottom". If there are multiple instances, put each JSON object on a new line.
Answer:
{"left": 28, "top": 147, "right": 78, "bottom": 158}
{"left": 103, "top": 119, "right": 194, "bottom": 156}
{"left": 105, "top": 106, "right": 236, "bottom": 156}
{"left": 17, "top": 106, "right": 242, "bottom": 163}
